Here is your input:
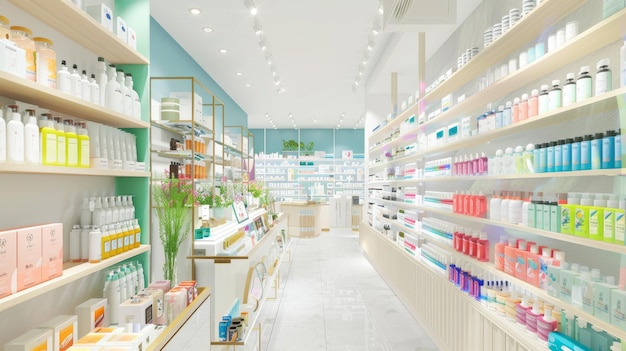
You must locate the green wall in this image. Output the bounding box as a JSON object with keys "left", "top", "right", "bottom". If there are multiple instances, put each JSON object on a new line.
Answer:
{"left": 150, "top": 17, "right": 247, "bottom": 127}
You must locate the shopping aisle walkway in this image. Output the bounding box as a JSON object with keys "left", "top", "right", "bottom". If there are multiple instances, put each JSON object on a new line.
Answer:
{"left": 259, "top": 228, "right": 439, "bottom": 351}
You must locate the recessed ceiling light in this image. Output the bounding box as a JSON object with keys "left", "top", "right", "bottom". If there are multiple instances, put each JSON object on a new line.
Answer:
{"left": 259, "top": 41, "right": 267, "bottom": 51}
{"left": 236, "top": 72, "right": 243, "bottom": 76}
{"left": 189, "top": 8, "right": 201, "bottom": 15}
{"left": 202, "top": 27, "right": 213, "bottom": 33}
{"left": 250, "top": 7, "right": 258, "bottom": 15}
{"left": 245, "top": 83, "right": 252, "bottom": 87}
{"left": 219, "top": 49, "right": 228, "bottom": 54}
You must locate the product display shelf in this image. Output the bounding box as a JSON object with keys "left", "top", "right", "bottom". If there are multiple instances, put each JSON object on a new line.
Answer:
{"left": 0, "top": 245, "right": 150, "bottom": 314}
{"left": 145, "top": 286, "right": 211, "bottom": 351}
{"left": 368, "top": 179, "right": 419, "bottom": 186}
{"left": 417, "top": 169, "right": 626, "bottom": 181}
{"left": 369, "top": 153, "right": 420, "bottom": 173}
{"left": 0, "top": 163, "right": 150, "bottom": 177}
{"left": 151, "top": 120, "right": 214, "bottom": 138}
{"left": 7, "top": 0, "right": 149, "bottom": 64}
{"left": 368, "top": 128, "right": 420, "bottom": 155}
{"left": 370, "top": 104, "right": 420, "bottom": 144}
{"left": 151, "top": 149, "right": 214, "bottom": 162}
{"left": 423, "top": 0, "right": 585, "bottom": 104}
{"left": 417, "top": 86, "right": 626, "bottom": 158}
{"left": 419, "top": 6, "right": 626, "bottom": 133}
{"left": 416, "top": 205, "right": 626, "bottom": 255}
{"left": 0, "top": 71, "right": 149, "bottom": 129}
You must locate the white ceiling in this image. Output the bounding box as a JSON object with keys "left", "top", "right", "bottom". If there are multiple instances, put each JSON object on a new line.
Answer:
{"left": 150, "top": 0, "right": 482, "bottom": 129}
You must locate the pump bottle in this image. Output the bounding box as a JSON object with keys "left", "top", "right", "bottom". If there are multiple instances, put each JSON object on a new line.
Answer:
{"left": 105, "top": 64, "right": 123, "bottom": 113}
{"left": 77, "top": 122, "right": 90, "bottom": 168}
{"left": 57, "top": 60, "right": 71, "bottom": 94}
{"left": 89, "top": 74, "right": 100, "bottom": 105}
{"left": 126, "top": 73, "right": 141, "bottom": 119}
{"left": 70, "top": 64, "right": 81, "bottom": 98}
{"left": 6, "top": 104, "right": 24, "bottom": 163}
{"left": 103, "top": 271, "right": 120, "bottom": 325}
{"left": 116, "top": 69, "right": 132, "bottom": 117}
{"left": 96, "top": 57, "right": 108, "bottom": 106}
{"left": 39, "top": 115, "right": 57, "bottom": 165}
{"left": 23, "top": 109, "right": 40, "bottom": 164}
{"left": 80, "top": 70, "right": 91, "bottom": 102}
{"left": 64, "top": 119, "right": 78, "bottom": 167}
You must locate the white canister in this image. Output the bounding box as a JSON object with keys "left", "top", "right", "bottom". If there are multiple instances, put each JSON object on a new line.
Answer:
{"left": 565, "top": 21, "right": 578, "bottom": 41}
{"left": 556, "top": 28, "right": 566, "bottom": 48}
{"left": 548, "top": 34, "right": 557, "bottom": 53}
{"left": 519, "top": 51, "right": 528, "bottom": 68}
{"left": 509, "top": 58, "right": 518, "bottom": 74}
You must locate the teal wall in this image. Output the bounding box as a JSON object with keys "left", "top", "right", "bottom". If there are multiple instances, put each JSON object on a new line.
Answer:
{"left": 150, "top": 17, "right": 247, "bottom": 127}
{"left": 251, "top": 129, "right": 365, "bottom": 156}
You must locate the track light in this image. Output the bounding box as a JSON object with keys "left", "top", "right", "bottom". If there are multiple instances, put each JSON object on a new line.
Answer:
{"left": 253, "top": 18, "right": 263, "bottom": 35}
{"left": 244, "top": 0, "right": 257, "bottom": 15}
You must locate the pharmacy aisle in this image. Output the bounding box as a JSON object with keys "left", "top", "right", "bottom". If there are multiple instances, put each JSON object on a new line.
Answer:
{"left": 259, "top": 228, "right": 439, "bottom": 351}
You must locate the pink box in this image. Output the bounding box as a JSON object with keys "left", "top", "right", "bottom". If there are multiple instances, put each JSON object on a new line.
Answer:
{"left": 17, "top": 226, "right": 42, "bottom": 291}
{"left": 41, "top": 223, "right": 63, "bottom": 281}
{"left": 0, "top": 229, "right": 17, "bottom": 298}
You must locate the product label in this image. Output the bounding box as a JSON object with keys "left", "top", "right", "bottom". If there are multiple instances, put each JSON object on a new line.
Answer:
{"left": 561, "top": 205, "right": 573, "bottom": 234}
{"left": 44, "top": 133, "right": 57, "bottom": 164}
{"left": 563, "top": 84, "right": 576, "bottom": 106}
{"left": 59, "top": 323, "right": 75, "bottom": 351}
{"left": 94, "top": 305, "right": 105, "bottom": 328}
{"left": 604, "top": 210, "right": 615, "bottom": 241}
{"left": 31, "top": 340, "right": 48, "bottom": 351}
{"left": 110, "top": 236, "right": 117, "bottom": 252}
{"left": 589, "top": 209, "right": 600, "bottom": 235}
{"left": 117, "top": 237, "right": 123, "bottom": 251}
{"left": 616, "top": 210, "right": 625, "bottom": 242}
{"left": 80, "top": 139, "right": 89, "bottom": 166}
{"left": 103, "top": 237, "right": 110, "bottom": 255}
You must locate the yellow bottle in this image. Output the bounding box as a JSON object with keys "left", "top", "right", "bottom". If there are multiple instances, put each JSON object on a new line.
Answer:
{"left": 126, "top": 220, "right": 135, "bottom": 250}
{"left": 115, "top": 223, "right": 123, "bottom": 255}
{"left": 53, "top": 117, "right": 66, "bottom": 166}
{"left": 133, "top": 219, "right": 141, "bottom": 248}
{"left": 39, "top": 114, "right": 57, "bottom": 165}
{"left": 122, "top": 221, "right": 130, "bottom": 252}
{"left": 101, "top": 225, "right": 110, "bottom": 259}
{"left": 109, "top": 224, "right": 118, "bottom": 257}
{"left": 64, "top": 119, "right": 78, "bottom": 167}
{"left": 77, "top": 121, "right": 90, "bottom": 168}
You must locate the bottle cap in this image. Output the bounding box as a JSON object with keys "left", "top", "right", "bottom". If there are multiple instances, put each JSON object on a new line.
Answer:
{"left": 580, "top": 65, "right": 590, "bottom": 74}
{"left": 515, "top": 145, "right": 524, "bottom": 152}
{"left": 597, "top": 59, "right": 610, "bottom": 68}
{"left": 541, "top": 248, "right": 552, "bottom": 257}
{"left": 531, "top": 89, "right": 539, "bottom": 96}
{"left": 525, "top": 143, "right": 535, "bottom": 151}
{"left": 505, "top": 147, "right": 513, "bottom": 154}
{"left": 591, "top": 268, "right": 601, "bottom": 279}
{"left": 514, "top": 97, "right": 520, "bottom": 104}
{"left": 522, "top": 93, "right": 529, "bottom": 100}
{"left": 72, "top": 64, "right": 78, "bottom": 69}
{"left": 566, "top": 72, "right": 575, "bottom": 80}
{"left": 98, "top": 57, "right": 105, "bottom": 62}
{"left": 540, "top": 84, "right": 549, "bottom": 91}
{"left": 529, "top": 244, "right": 538, "bottom": 254}
{"left": 506, "top": 101, "right": 512, "bottom": 107}
{"left": 606, "top": 276, "right": 616, "bottom": 285}
{"left": 551, "top": 80, "right": 560, "bottom": 86}
{"left": 554, "top": 250, "right": 565, "bottom": 261}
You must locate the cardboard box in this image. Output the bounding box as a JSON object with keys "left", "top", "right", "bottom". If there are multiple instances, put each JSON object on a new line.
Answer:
{"left": 4, "top": 328, "right": 53, "bottom": 351}
{"left": 75, "top": 298, "right": 107, "bottom": 338}
{"left": 17, "top": 226, "right": 42, "bottom": 291}
{"left": 127, "top": 27, "right": 137, "bottom": 50}
{"left": 0, "top": 229, "right": 17, "bottom": 298}
{"left": 86, "top": 3, "right": 114, "bottom": 32}
{"left": 41, "top": 223, "right": 63, "bottom": 281}
{"left": 0, "top": 39, "right": 26, "bottom": 78}
{"left": 39, "top": 315, "right": 78, "bottom": 351}
{"left": 118, "top": 297, "right": 153, "bottom": 328}
{"left": 115, "top": 17, "right": 127, "bottom": 43}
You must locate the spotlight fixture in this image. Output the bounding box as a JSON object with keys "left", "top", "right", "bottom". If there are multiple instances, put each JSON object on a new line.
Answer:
{"left": 253, "top": 18, "right": 263, "bottom": 35}
{"left": 244, "top": 0, "right": 257, "bottom": 15}
{"left": 367, "top": 39, "right": 375, "bottom": 51}
{"left": 245, "top": 83, "right": 252, "bottom": 87}
{"left": 259, "top": 40, "right": 267, "bottom": 51}
{"left": 372, "top": 17, "right": 381, "bottom": 35}
{"left": 202, "top": 27, "right": 213, "bottom": 33}
{"left": 362, "top": 53, "right": 370, "bottom": 65}
{"left": 236, "top": 72, "right": 243, "bottom": 76}
{"left": 189, "top": 8, "right": 201, "bottom": 15}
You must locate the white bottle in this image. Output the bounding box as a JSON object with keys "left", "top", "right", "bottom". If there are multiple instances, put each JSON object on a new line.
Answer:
{"left": 103, "top": 196, "right": 113, "bottom": 225}
{"left": 80, "top": 70, "right": 91, "bottom": 101}
{"left": 57, "top": 60, "right": 72, "bottom": 94}
{"left": 490, "top": 191, "right": 502, "bottom": 221}
{"left": 118, "top": 268, "right": 128, "bottom": 303}
{"left": 522, "top": 192, "right": 533, "bottom": 226}
{"left": 80, "top": 197, "right": 92, "bottom": 227}
{"left": 89, "top": 226, "right": 102, "bottom": 263}
{"left": 92, "top": 197, "right": 106, "bottom": 227}
{"left": 0, "top": 107, "right": 5, "bottom": 162}
{"left": 124, "top": 265, "right": 133, "bottom": 298}
{"left": 126, "top": 74, "right": 142, "bottom": 119}
{"left": 23, "top": 110, "right": 40, "bottom": 164}
{"left": 128, "top": 196, "right": 136, "bottom": 219}
{"left": 500, "top": 191, "right": 511, "bottom": 223}
{"left": 104, "top": 271, "right": 121, "bottom": 325}
{"left": 503, "top": 147, "right": 514, "bottom": 174}
{"left": 96, "top": 57, "right": 108, "bottom": 107}
{"left": 136, "top": 261, "right": 145, "bottom": 291}
{"left": 621, "top": 41, "right": 626, "bottom": 88}
{"left": 69, "top": 224, "right": 81, "bottom": 262}
{"left": 98, "top": 122, "right": 108, "bottom": 161}
{"left": 508, "top": 191, "right": 523, "bottom": 225}
{"left": 116, "top": 196, "right": 126, "bottom": 221}
{"left": 128, "top": 262, "right": 138, "bottom": 295}
{"left": 117, "top": 71, "right": 132, "bottom": 117}
{"left": 80, "top": 225, "right": 90, "bottom": 262}
{"left": 106, "top": 126, "right": 115, "bottom": 165}
{"left": 6, "top": 104, "right": 24, "bottom": 163}
{"left": 105, "top": 65, "right": 123, "bottom": 113}
{"left": 70, "top": 64, "right": 82, "bottom": 98}
{"left": 595, "top": 59, "right": 612, "bottom": 95}
{"left": 493, "top": 149, "right": 503, "bottom": 175}
{"left": 89, "top": 74, "right": 100, "bottom": 105}
{"left": 110, "top": 195, "right": 120, "bottom": 224}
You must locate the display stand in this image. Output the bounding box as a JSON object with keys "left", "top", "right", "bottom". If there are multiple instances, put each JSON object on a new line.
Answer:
{"left": 281, "top": 202, "right": 327, "bottom": 238}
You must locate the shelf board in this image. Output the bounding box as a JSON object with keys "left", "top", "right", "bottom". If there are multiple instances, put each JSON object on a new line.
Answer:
{"left": 0, "top": 72, "right": 149, "bottom": 128}
{"left": 0, "top": 245, "right": 150, "bottom": 313}
{"left": 415, "top": 205, "right": 626, "bottom": 254}
{"left": 422, "top": 0, "right": 585, "bottom": 104}
{"left": 418, "top": 168, "right": 626, "bottom": 181}
{"left": 145, "top": 287, "right": 211, "bottom": 351}
{"left": 151, "top": 120, "right": 213, "bottom": 137}
{"left": 368, "top": 179, "right": 419, "bottom": 186}
{"left": 369, "top": 104, "right": 420, "bottom": 143}
{"left": 369, "top": 153, "right": 421, "bottom": 172}
{"left": 420, "top": 6, "right": 626, "bottom": 133}
{"left": 0, "top": 163, "right": 149, "bottom": 177}
{"left": 369, "top": 128, "right": 419, "bottom": 156}
{"left": 8, "top": 0, "right": 149, "bottom": 64}
{"left": 151, "top": 149, "right": 213, "bottom": 162}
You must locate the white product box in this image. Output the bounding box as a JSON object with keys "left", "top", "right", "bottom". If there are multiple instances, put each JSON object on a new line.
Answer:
{"left": 138, "top": 288, "right": 165, "bottom": 325}
{"left": 435, "top": 128, "right": 446, "bottom": 145}
{"left": 16, "top": 226, "right": 42, "bottom": 292}
{"left": 441, "top": 93, "right": 452, "bottom": 112}
{"left": 118, "top": 297, "right": 153, "bottom": 328}
{"left": 0, "top": 39, "right": 26, "bottom": 78}
{"left": 116, "top": 17, "right": 127, "bottom": 43}
{"left": 75, "top": 332, "right": 143, "bottom": 351}
{"left": 400, "top": 100, "right": 407, "bottom": 111}
{"left": 75, "top": 298, "right": 107, "bottom": 338}
{"left": 169, "top": 92, "right": 202, "bottom": 121}
{"left": 39, "top": 315, "right": 78, "bottom": 351}
{"left": 427, "top": 132, "right": 437, "bottom": 150}
{"left": 41, "top": 223, "right": 63, "bottom": 282}
{"left": 461, "top": 115, "right": 477, "bottom": 139}
{"left": 5, "top": 329, "right": 53, "bottom": 351}
{"left": 164, "top": 288, "right": 187, "bottom": 324}
{"left": 86, "top": 4, "right": 114, "bottom": 32}
{"left": 418, "top": 112, "right": 426, "bottom": 125}
{"left": 0, "top": 229, "right": 17, "bottom": 298}
{"left": 127, "top": 27, "right": 137, "bottom": 50}
{"left": 448, "top": 123, "right": 459, "bottom": 142}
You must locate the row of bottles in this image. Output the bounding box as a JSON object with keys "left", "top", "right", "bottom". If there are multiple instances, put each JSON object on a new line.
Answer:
{"left": 0, "top": 105, "right": 89, "bottom": 166}
{"left": 102, "top": 262, "right": 146, "bottom": 326}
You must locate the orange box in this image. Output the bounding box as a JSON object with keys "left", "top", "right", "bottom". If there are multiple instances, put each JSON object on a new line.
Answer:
{"left": 177, "top": 280, "right": 197, "bottom": 302}
{"left": 17, "top": 226, "right": 42, "bottom": 291}
{"left": 41, "top": 223, "right": 63, "bottom": 281}
{"left": 0, "top": 229, "right": 17, "bottom": 298}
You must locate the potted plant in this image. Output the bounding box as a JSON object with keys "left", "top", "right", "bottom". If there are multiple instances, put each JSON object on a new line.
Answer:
{"left": 152, "top": 172, "right": 196, "bottom": 286}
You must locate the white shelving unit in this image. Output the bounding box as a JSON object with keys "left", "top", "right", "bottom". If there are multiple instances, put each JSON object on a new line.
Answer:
{"left": 362, "top": 1, "right": 626, "bottom": 350}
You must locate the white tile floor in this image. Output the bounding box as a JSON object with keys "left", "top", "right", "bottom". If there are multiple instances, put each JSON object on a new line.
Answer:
{"left": 259, "top": 228, "right": 440, "bottom": 351}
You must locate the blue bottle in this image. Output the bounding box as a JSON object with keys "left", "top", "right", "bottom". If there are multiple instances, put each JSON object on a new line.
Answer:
{"left": 591, "top": 132, "right": 603, "bottom": 170}
{"left": 547, "top": 141, "right": 556, "bottom": 172}
{"left": 580, "top": 134, "right": 592, "bottom": 171}
{"left": 555, "top": 140, "right": 564, "bottom": 172}
{"left": 602, "top": 130, "right": 615, "bottom": 169}
{"left": 572, "top": 136, "right": 582, "bottom": 171}
{"left": 615, "top": 129, "right": 622, "bottom": 168}
{"left": 539, "top": 142, "right": 549, "bottom": 173}
{"left": 562, "top": 138, "right": 573, "bottom": 172}
{"left": 533, "top": 144, "right": 542, "bottom": 173}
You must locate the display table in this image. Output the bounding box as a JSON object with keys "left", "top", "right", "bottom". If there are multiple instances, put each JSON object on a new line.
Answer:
{"left": 280, "top": 201, "right": 328, "bottom": 238}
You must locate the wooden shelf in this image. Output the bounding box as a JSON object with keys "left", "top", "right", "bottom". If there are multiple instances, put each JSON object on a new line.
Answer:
{"left": 418, "top": 168, "right": 626, "bottom": 181}
{"left": 145, "top": 287, "right": 211, "bottom": 351}
{"left": 369, "top": 104, "right": 420, "bottom": 143}
{"left": 0, "top": 163, "right": 149, "bottom": 177}
{"left": 422, "top": 0, "right": 586, "bottom": 104}
{"left": 0, "top": 245, "right": 150, "bottom": 313}
{"left": 369, "top": 153, "right": 421, "bottom": 172}
{"left": 0, "top": 72, "right": 149, "bottom": 128}
{"left": 368, "top": 128, "right": 419, "bottom": 156}
{"left": 8, "top": 0, "right": 149, "bottom": 64}
{"left": 420, "top": 7, "right": 626, "bottom": 133}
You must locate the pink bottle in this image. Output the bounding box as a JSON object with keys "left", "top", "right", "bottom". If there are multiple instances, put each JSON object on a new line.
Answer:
{"left": 515, "top": 240, "right": 528, "bottom": 281}
{"left": 504, "top": 238, "right": 518, "bottom": 275}
{"left": 519, "top": 94, "right": 529, "bottom": 120}
{"left": 512, "top": 97, "right": 520, "bottom": 123}
{"left": 526, "top": 299, "right": 543, "bottom": 334}
{"left": 494, "top": 236, "right": 508, "bottom": 270}
{"left": 469, "top": 232, "right": 479, "bottom": 258}
{"left": 536, "top": 304, "right": 558, "bottom": 342}
{"left": 477, "top": 232, "right": 490, "bottom": 262}
{"left": 515, "top": 293, "right": 531, "bottom": 327}
{"left": 526, "top": 244, "right": 541, "bottom": 287}
{"left": 529, "top": 89, "right": 539, "bottom": 117}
